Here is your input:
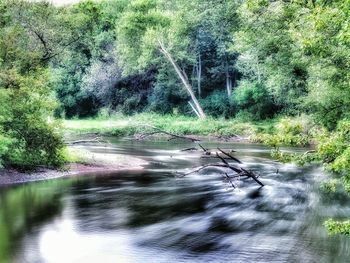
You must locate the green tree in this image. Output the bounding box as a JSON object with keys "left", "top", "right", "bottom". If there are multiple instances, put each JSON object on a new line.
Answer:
{"left": 117, "top": 0, "right": 206, "bottom": 118}
{"left": 0, "top": 0, "right": 65, "bottom": 169}
{"left": 290, "top": 0, "right": 350, "bottom": 129}
{"left": 53, "top": 0, "right": 129, "bottom": 117}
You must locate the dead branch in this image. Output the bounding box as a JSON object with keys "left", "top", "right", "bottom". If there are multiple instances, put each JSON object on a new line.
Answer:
{"left": 198, "top": 143, "right": 211, "bottom": 155}
{"left": 217, "top": 148, "right": 242, "bottom": 164}
{"left": 176, "top": 163, "right": 231, "bottom": 177}
{"left": 137, "top": 126, "right": 200, "bottom": 142}
{"left": 222, "top": 172, "right": 236, "bottom": 189}
{"left": 214, "top": 152, "right": 242, "bottom": 173}
{"left": 177, "top": 150, "right": 264, "bottom": 188}
{"left": 198, "top": 143, "right": 207, "bottom": 152}
{"left": 240, "top": 167, "right": 264, "bottom": 187}
{"left": 181, "top": 147, "right": 198, "bottom": 152}
{"left": 201, "top": 156, "right": 231, "bottom": 160}
{"left": 66, "top": 137, "right": 109, "bottom": 145}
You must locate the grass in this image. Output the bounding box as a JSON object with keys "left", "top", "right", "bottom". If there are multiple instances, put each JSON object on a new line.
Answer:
{"left": 63, "top": 113, "right": 277, "bottom": 138}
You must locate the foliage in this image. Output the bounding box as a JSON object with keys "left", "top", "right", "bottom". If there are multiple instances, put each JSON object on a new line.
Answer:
{"left": 292, "top": 0, "right": 350, "bottom": 130}
{"left": 0, "top": 70, "right": 65, "bottom": 169}
{"left": 320, "top": 179, "right": 338, "bottom": 193}
{"left": 316, "top": 121, "right": 350, "bottom": 192}
{"left": 253, "top": 116, "right": 313, "bottom": 147}
{"left": 234, "top": 0, "right": 350, "bottom": 128}
{"left": 0, "top": 1, "right": 66, "bottom": 169}
{"left": 234, "top": 0, "right": 308, "bottom": 112}
{"left": 2, "top": 0, "right": 347, "bottom": 126}
{"left": 233, "top": 81, "right": 277, "bottom": 120}
{"left": 0, "top": 134, "right": 12, "bottom": 168}
{"left": 53, "top": 0, "right": 129, "bottom": 117}
{"left": 63, "top": 113, "right": 262, "bottom": 138}
{"left": 146, "top": 65, "right": 188, "bottom": 114}
{"left": 262, "top": 119, "right": 350, "bottom": 193}
{"left": 200, "top": 90, "right": 235, "bottom": 118}
{"left": 324, "top": 219, "right": 350, "bottom": 236}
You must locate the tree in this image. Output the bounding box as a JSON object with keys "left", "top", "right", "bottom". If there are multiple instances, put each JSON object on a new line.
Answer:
{"left": 233, "top": 0, "right": 309, "bottom": 113}
{"left": 0, "top": 0, "right": 65, "bottom": 169}
{"left": 117, "top": 0, "right": 206, "bottom": 118}
{"left": 290, "top": 0, "right": 350, "bottom": 129}
{"left": 196, "top": 0, "right": 239, "bottom": 98}
{"left": 53, "top": 0, "right": 128, "bottom": 117}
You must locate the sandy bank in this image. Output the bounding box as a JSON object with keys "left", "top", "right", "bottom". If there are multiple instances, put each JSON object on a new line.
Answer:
{"left": 0, "top": 151, "right": 148, "bottom": 187}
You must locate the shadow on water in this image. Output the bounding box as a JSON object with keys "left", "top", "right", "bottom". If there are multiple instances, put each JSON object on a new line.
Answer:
{"left": 0, "top": 140, "right": 350, "bottom": 262}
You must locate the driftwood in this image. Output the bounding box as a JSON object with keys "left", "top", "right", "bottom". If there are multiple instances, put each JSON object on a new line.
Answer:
{"left": 222, "top": 173, "right": 236, "bottom": 189}
{"left": 177, "top": 163, "right": 232, "bottom": 177}
{"left": 137, "top": 126, "right": 200, "bottom": 142}
{"left": 181, "top": 147, "right": 198, "bottom": 152}
{"left": 66, "top": 137, "right": 109, "bottom": 145}
{"left": 217, "top": 148, "right": 241, "bottom": 163}
{"left": 198, "top": 143, "right": 212, "bottom": 155}
{"left": 177, "top": 144, "right": 264, "bottom": 188}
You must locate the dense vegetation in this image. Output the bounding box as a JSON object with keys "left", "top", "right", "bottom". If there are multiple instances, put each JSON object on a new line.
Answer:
{"left": 2, "top": 0, "right": 349, "bottom": 122}
{"left": 0, "top": 0, "right": 349, "bottom": 233}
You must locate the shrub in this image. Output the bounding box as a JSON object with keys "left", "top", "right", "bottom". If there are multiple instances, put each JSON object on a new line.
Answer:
{"left": 256, "top": 117, "right": 312, "bottom": 147}
{"left": 233, "top": 80, "right": 278, "bottom": 120}
{"left": 0, "top": 133, "right": 12, "bottom": 168}
{"left": 200, "top": 90, "right": 236, "bottom": 118}
{"left": 0, "top": 69, "right": 66, "bottom": 170}
{"left": 324, "top": 219, "right": 350, "bottom": 235}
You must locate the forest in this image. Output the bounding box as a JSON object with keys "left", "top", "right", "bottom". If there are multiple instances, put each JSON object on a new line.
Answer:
{"left": 0, "top": 0, "right": 350, "bottom": 239}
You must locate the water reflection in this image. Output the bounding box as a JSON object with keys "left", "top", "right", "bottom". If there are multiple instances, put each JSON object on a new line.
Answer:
{"left": 0, "top": 141, "right": 350, "bottom": 263}
{"left": 0, "top": 180, "right": 71, "bottom": 263}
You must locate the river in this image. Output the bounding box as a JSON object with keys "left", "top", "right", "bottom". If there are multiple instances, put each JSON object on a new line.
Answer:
{"left": 0, "top": 139, "right": 350, "bottom": 263}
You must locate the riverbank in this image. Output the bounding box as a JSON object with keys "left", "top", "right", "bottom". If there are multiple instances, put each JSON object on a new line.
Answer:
{"left": 0, "top": 149, "right": 148, "bottom": 186}
{"left": 63, "top": 113, "right": 276, "bottom": 139}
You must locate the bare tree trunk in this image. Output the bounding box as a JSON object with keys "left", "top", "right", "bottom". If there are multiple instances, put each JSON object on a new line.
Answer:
{"left": 225, "top": 57, "right": 232, "bottom": 97}
{"left": 158, "top": 40, "right": 206, "bottom": 119}
{"left": 197, "top": 53, "right": 202, "bottom": 98}
{"left": 188, "top": 101, "right": 200, "bottom": 118}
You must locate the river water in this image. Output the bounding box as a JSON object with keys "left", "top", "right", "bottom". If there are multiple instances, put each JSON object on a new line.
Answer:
{"left": 1, "top": 139, "right": 350, "bottom": 263}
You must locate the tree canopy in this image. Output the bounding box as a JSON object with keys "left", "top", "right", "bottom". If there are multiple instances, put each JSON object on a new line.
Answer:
{"left": 0, "top": 0, "right": 349, "bottom": 168}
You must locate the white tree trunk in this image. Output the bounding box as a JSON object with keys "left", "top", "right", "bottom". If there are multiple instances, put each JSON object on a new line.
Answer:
{"left": 158, "top": 40, "right": 206, "bottom": 119}
{"left": 197, "top": 53, "right": 202, "bottom": 98}
{"left": 225, "top": 58, "right": 232, "bottom": 97}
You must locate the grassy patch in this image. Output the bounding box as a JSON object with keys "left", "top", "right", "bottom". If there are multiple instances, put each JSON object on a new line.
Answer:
{"left": 63, "top": 148, "right": 92, "bottom": 165}
{"left": 63, "top": 113, "right": 275, "bottom": 138}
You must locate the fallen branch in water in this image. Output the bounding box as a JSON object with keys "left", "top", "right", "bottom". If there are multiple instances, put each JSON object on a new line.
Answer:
{"left": 217, "top": 148, "right": 241, "bottom": 163}
{"left": 66, "top": 137, "right": 109, "bottom": 145}
{"left": 137, "top": 125, "right": 200, "bottom": 142}
{"left": 222, "top": 173, "right": 236, "bottom": 189}
{"left": 177, "top": 145, "right": 264, "bottom": 188}
{"left": 177, "top": 163, "right": 233, "bottom": 177}
{"left": 181, "top": 147, "right": 198, "bottom": 152}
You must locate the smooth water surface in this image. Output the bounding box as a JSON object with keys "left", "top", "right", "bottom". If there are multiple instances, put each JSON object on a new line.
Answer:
{"left": 1, "top": 139, "right": 350, "bottom": 263}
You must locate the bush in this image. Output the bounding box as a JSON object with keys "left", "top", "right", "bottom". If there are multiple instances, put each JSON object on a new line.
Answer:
{"left": 233, "top": 80, "right": 278, "bottom": 120}
{"left": 313, "top": 120, "right": 350, "bottom": 194}
{"left": 256, "top": 116, "right": 312, "bottom": 147}
{"left": 5, "top": 120, "right": 65, "bottom": 169}
{"left": 0, "top": 133, "right": 12, "bottom": 168}
{"left": 147, "top": 67, "right": 188, "bottom": 114}
{"left": 200, "top": 90, "right": 236, "bottom": 118}
{"left": 0, "top": 69, "right": 66, "bottom": 170}
{"left": 324, "top": 219, "right": 350, "bottom": 235}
